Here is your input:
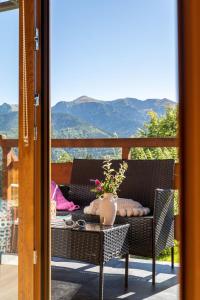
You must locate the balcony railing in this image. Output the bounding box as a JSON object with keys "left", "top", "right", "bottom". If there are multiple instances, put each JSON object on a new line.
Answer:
{"left": 0, "top": 135, "right": 179, "bottom": 200}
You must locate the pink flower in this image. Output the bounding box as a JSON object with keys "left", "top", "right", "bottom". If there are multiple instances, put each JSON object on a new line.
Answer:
{"left": 97, "top": 186, "right": 102, "bottom": 191}
{"left": 95, "top": 179, "right": 101, "bottom": 186}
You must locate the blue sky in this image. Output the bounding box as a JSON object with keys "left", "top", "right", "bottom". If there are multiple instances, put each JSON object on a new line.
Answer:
{"left": 0, "top": 9, "right": 19, "bottom": 105}
{"left": 0, "top": 0, "right": 178, "bottom": 105}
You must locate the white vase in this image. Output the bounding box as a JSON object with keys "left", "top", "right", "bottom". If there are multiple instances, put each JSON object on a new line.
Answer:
{"left": 99, "top": 193, "right": 117, "bottom": 226}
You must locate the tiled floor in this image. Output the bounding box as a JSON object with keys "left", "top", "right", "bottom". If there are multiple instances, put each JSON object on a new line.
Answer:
{"left": 0, "top": 255, "right": 179, "bottom": 299}
{"left": 0, "top": 264, "right": 18, "bottom": 300}
{"left": 51, "top": 257, "right": 179, "bottom": 300}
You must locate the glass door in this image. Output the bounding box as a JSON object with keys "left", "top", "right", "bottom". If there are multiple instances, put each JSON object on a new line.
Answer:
{"left": 0, "top": 4, "right": 19, "bottom": 299}
{"left": 49, "top": 1, "right": 179, "bottom": 300}
{"left": 0, "top": 1, "right": 42, "bottom": 299}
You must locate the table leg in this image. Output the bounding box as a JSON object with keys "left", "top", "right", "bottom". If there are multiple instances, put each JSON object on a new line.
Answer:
{"left": 171, "top": 246, "right": 174, "bottom": 269}
{"left": 99, "top": 262, "right": 104, "bottom": 300}
{"left": 125, "top": 253, "right": 129, "bottom": 289}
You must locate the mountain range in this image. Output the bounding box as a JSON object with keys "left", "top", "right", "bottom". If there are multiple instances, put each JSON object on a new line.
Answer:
{"left": 0, "top": 96, "right": 176, "bottom": 138}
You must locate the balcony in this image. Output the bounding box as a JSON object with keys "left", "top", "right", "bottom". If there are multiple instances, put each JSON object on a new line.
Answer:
{"left": 0, "top": 135, "right": 179, "bottom": 299}
{"left": 0, "top": 134, "right": 180, "bottom": 237}
{"left": 0, "top": 135, "right": 179, "bottom": 196}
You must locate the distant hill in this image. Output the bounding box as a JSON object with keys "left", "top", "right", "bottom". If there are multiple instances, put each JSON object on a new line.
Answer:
{"left": 0, "top": 103, "right": 18, "bottom": 138}
{"left": 52, "top": 96, "right": 176, "bottom": 137}
{"left": 52, "top": 112, "right": 113, "bottom": 138}
{"left": 0, "top": 97, "right": 176, "bottom": 138}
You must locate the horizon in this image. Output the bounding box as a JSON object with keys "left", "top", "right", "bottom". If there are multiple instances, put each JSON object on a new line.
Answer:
{"left": 0, "top": 0, "right": 178, "bottom": 105}
{"left": 0, "top": 95, "right": 177, "bottom": 107}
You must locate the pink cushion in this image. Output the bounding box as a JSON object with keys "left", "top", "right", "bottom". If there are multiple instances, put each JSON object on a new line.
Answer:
{"left": 51, "top": 181, "right": 80, "bottom": 211}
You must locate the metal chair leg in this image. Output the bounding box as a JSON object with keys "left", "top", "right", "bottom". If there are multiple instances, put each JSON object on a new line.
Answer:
{"left": 125, "top": 253, "right": 129, "bottom": 290}
{"left": 152, "top": 255, "right": 156, "bottom": 285}
{"left": 171, "top": 246, "right": 174, "bottom": 269}
{"left": 99, "top": 262, "right": 104, "bottom": 300}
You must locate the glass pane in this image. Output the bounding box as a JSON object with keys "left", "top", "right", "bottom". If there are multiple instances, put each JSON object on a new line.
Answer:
{"left": 0, "top": 7, "right": 19, "bottom": 300}
{"left": 50, "top": 1, "right": 179, "bottom": 299}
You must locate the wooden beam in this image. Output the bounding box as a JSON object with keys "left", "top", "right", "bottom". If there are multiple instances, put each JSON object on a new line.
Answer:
{"left": 0, "top": 135, "right": 18, "bottom": 148}
{"left": 0, "top": 137, "right": 178, "bottom": 150}
{"left": 178, "top": 0, "right": 200, "bottom": 299}
{"left": 0, "top": 0, "right": 18, "bottom": 12}
{"left": 122, "top": 147, "right": 131, "bottom": 160}
{"left": 51, "top": 137, "right": 178, "bottom": 148}
{"left": 51, "top": 162, "right": 72, "bottom": 185}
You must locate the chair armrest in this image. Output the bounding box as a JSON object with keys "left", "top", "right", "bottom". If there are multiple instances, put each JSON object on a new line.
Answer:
{"left": 154, "top": 189, "right": 174, "bottom": 219}
{"left": 153, "top": 189, "right": 174, "bottom": 255}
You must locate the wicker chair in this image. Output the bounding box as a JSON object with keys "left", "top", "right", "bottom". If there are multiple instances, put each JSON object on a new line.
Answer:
{"left": 59, "top": 159, "right": 175, "bottom": 285}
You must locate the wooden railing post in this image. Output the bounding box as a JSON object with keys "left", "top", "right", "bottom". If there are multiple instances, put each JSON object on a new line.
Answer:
{"left": 122, "top": 147, "right": 131, "bottom": 160}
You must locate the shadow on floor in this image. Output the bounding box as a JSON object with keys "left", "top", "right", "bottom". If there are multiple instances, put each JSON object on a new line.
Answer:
{"left": 51, "top": 258, "right": 179, "bottom": 300}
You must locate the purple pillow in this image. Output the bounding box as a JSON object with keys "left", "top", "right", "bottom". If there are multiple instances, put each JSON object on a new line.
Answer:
{"left": 51, "top": 181, "right": 80, "bottom": 211}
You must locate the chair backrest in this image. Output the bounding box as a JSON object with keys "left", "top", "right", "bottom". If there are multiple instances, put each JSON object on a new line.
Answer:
{"left": 71, "top": 159, "right": 175, "bottom": 212}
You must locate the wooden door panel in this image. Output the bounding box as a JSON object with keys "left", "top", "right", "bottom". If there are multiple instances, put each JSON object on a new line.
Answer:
{"left": 18, "top": 0, "right": 35, "bottom": 299}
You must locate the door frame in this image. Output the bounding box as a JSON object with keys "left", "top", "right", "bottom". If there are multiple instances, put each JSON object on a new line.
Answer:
{"left": 18, "top": 0, "right": 50, "bottom": 299}
{"left": 178, "top": 0, "right": 200, "bottom": 299}
{"left": 18, "top": 0, "right": 37, "bottom": 299}
{"left": 33, "top": 0, "right": 200, "bottom": 299}
{"left": 40, "top": 0, "right": 51, "bottom": 299}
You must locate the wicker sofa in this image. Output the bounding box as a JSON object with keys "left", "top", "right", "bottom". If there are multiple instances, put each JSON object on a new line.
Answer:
{"left": 58, "top": 159, "right": 175, "bottom": 284}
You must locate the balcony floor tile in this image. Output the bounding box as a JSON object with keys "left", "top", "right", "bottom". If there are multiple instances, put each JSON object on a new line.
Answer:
{"left": 51, "top": 257, "right": 179, "bottom": 300}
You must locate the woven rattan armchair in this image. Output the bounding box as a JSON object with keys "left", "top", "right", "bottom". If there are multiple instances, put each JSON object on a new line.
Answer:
{"left": 59, "top": 159, "right": 175, "bottom": 285}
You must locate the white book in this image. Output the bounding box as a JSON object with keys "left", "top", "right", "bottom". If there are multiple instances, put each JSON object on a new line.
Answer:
{"left": 51, "top": 214, "right": 72, "bottom": 228}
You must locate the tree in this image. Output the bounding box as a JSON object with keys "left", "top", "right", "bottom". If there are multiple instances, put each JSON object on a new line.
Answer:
{"left": 139, "top": 107, "right": 178, "bottom": 137}
{"left": 131, "top": 106, "right": 179, "bottom": 215}
{"left": 131, "top": 107, "right": 178, "bottom": 160}
{"left": 56, "top": 150, "right": 73, "bottom": 163}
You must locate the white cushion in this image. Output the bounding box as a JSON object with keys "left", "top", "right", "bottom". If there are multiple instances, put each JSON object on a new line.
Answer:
{"left": 84, "top": 197, "right": 150, "bottom": 217}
